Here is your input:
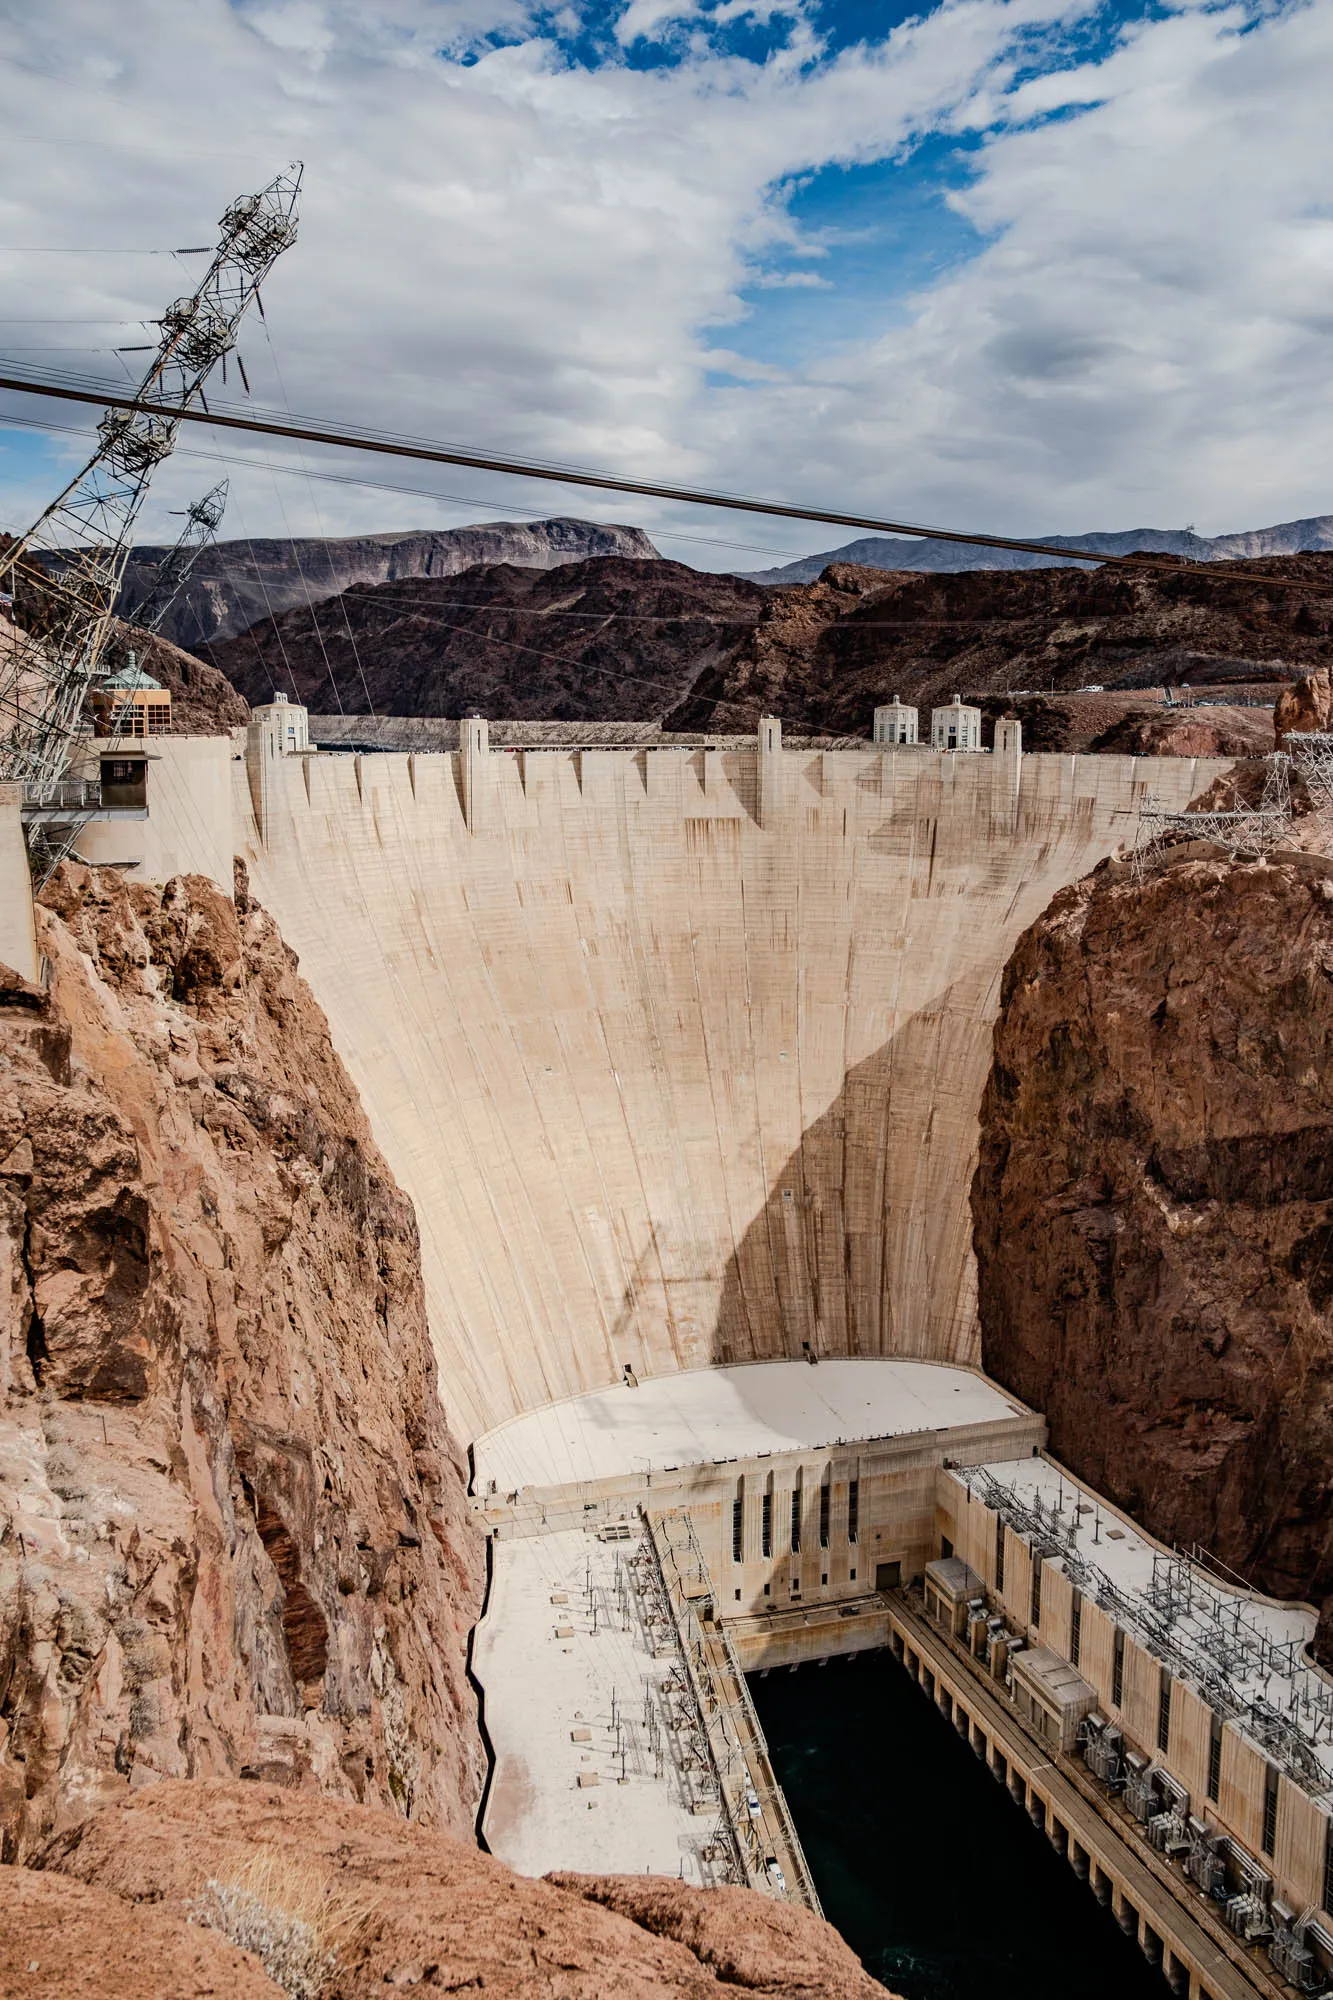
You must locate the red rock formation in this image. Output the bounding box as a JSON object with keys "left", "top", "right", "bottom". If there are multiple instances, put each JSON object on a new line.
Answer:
{"left": 38, "top": 1779, "right": 889, "bottom": 1997}
{"left": 0, "top": 1866, "right": 283, "bottom": 1999}
{"left": 973, "top": 852, "right": 1333, "bottom": 1656}
{"left": 0, "top": 864, "right": 484, "bottom": 1860}
{"left": 1275, "top": 665, "right": 1333, "bottom": 742}
{"left": 1087, "top": 706, "right": 1273, "bottom": 759}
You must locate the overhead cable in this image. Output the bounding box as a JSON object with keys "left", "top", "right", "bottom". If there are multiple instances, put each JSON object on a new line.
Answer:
{"left": 2, "top": 368, "right": 1332, "bottom": 600}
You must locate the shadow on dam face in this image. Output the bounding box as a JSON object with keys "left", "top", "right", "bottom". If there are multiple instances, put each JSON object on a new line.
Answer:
{"left": 238, "top": 742, "right": 1227, "bottom": 1440}
{"left": 707, "top": 983, "right": 984, "bottom": 1374}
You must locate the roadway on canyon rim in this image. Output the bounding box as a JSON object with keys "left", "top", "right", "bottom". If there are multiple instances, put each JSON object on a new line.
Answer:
{"left": 238, "top": 739, "right": 1226, "bottom": 1440}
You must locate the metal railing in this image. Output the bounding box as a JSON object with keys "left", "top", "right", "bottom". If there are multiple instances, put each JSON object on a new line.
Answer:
{"left": 20, "top": 778, "right": 100, "bottom": 812}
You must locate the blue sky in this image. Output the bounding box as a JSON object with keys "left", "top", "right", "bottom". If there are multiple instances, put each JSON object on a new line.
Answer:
{"left": 0, "top": 0, "right": 1330, "bottom": 561}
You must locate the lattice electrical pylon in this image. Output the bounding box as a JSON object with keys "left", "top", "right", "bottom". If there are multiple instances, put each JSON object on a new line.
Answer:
{"left": 96, "top": 479, "right": 230, "bottom": 749}
{"left": 0, "top": 166, "right": 300, "bottom": 811}
{"left": 1131, "top": 752, "right": 1292, "bottom": 880}
{"left": 1284, "top": 730, "right": 1333, "bottom": 805}
{"left": 126, "top": 478, "right": 229, "bottom": 643}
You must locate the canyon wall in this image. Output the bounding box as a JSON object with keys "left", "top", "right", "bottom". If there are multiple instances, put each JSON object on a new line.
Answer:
{"left": 973, "top": 850, "right": 1333, "bottom": 1652}
{"left": 238, "top": 740, "right": 1226, "bottom": 1441}
{"left": 123, "top": 519, "right": 659, "bottom": 651}
{"left": 0, "top": 864, "right": 484, "bottom": 1860}
{"left": 201, "top": 551, "right": 1333, "bottom": 729}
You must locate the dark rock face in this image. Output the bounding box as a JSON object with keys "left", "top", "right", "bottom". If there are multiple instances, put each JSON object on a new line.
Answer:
{"left": 972, "top": 853, "right": 1333, "bottom": 1659}
{"left": 119, "top": 519, "right": 659, "bottom": 650}
{"left": 205, "top": 556, "right": 767, "bottom": 719}
{"left": 202, "top": 552, "right": 1333, "bottom": 732}
{"left": 38, "top": 1780, "right": 892, "bottom": 1998}
{"left": 0, "top": 865, "right": 484, "bottom": 1860}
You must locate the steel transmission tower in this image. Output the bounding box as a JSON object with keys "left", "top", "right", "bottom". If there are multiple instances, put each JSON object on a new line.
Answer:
{"left": 0, "top": 165, "right": 301, "bottom": 801}
{"left": 123, "top": 477, "right": 230, "bottom": 646}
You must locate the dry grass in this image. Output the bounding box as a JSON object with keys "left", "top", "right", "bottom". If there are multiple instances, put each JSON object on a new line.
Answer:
{"left": 188, "top": 1846, "right": 372, "bottom": 2000}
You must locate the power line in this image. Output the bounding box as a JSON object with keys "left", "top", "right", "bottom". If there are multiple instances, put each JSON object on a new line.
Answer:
{"left": 0, "top": 410, "right": 813, "bottom": 563}
{"left": 3, "top": 368, "right": 1332, "bottom": 600}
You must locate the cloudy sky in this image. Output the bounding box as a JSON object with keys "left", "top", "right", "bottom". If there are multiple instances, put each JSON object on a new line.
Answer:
{"left": 0, "top": 0, "right": 1330, "bottom": 566}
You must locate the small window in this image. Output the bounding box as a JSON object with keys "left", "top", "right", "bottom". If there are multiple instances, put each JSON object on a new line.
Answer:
{"left": 1262, "top": 1765, "right": 1279, "bottom": 1857}
{"left": 1207, "top": 1712, "right": 1223, "bottom": 1802}
{"left": 734, "top": 1588, "right": 741, "bottom": 1602}
{"left": 849, "top": 1569, "right": 856, "bottom": 1582}
{"left": 821, "top": 1572, "right": 828, "bottom": 1586}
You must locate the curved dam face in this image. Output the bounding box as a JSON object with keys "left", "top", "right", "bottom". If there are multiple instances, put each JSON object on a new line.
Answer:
{"left": 238, "top": 734, "right": 1224, "bottom": 1440}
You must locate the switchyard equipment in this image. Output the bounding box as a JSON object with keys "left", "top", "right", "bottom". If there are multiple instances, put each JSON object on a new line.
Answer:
{"left": 965, "top": 1464, "right": 1333, "bottom": 1792}
{"left": 0, "top": 168, "right": 299, "bottom": 868}
{"left": 1131, "top": 754, "right": 1292, "bottom": 877}
{"left": 1284, "top": 731, "right": 1333, "bottom": 806}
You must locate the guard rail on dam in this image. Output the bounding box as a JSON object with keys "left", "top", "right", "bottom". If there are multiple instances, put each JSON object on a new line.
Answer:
{"left": 233, "top": 714, "right": 1230, "bottom": 1439}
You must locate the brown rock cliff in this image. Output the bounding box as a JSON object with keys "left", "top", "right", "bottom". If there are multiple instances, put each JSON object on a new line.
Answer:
{"left": 202, "top": 551, "right": 1333, "bottom": 733}
{"left": 0, "top": 863, "right": 484, "bottom": 1860}
{"left": 37, "top": 1778, "right": 889, "bottom": 1997}
{"left": 972, "top": 853, "right": 1333, "bottom": 1656}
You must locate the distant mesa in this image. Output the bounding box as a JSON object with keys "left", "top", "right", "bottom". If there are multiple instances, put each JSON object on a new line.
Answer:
{"left": 742, "top": 512, "right": 1333, "bottom": 585}
{"left": 116, "top": 516, "right": 659, "bottom": 650}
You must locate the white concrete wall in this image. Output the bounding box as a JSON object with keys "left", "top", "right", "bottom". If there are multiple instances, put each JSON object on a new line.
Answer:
{"left": 77, "top": 737, "right": 235, "bottom": 890}
{"left": 237, "top": 741, "right": 1227, "bottom": 1440}
{"left": 0, "top": 785, "right": 38, "bottom": 983}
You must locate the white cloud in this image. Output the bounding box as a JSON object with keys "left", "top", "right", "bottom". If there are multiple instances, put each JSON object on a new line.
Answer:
{"left": 0, "top": 0, "right": 1329, "bottom": 563}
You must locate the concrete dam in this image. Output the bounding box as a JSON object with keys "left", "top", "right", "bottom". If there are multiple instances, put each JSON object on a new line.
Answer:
{"left": 235, "top": 718, "right": 1218, "bottom": 1439}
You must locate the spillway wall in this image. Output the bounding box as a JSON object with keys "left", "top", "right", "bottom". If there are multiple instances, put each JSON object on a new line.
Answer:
{"left": 238, "top": 741, "right": 1224, "bottom": 1439}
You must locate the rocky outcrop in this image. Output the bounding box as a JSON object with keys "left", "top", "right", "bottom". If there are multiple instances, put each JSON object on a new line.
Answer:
{"left": 37, "top": 1779, "right": 888, "bottom": 1997}
{"left": 1275, "top": 665, "right": 1333, "bottom": 742}
{"left": 202, "top": 552, "right": 1331, "bottom": 735}
{"left": 119, "top": 520, "right": 660, "bottom": 651}
{"left": 0, "top": 1865, "right": 283, "bottom": 2000}
{"left": 0, "top": 864, "right": 484, "bottom": 1861}
{"left": 1086, "top": 705, "right": 1274, "bottom": 759}
{"left": 972, "top": 852, "right": 1333, "bottom": 1656}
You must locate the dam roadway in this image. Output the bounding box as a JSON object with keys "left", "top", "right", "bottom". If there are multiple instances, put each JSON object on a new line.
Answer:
{"left": 236, "top": 725, "right": 1225, "bottom": 1437}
